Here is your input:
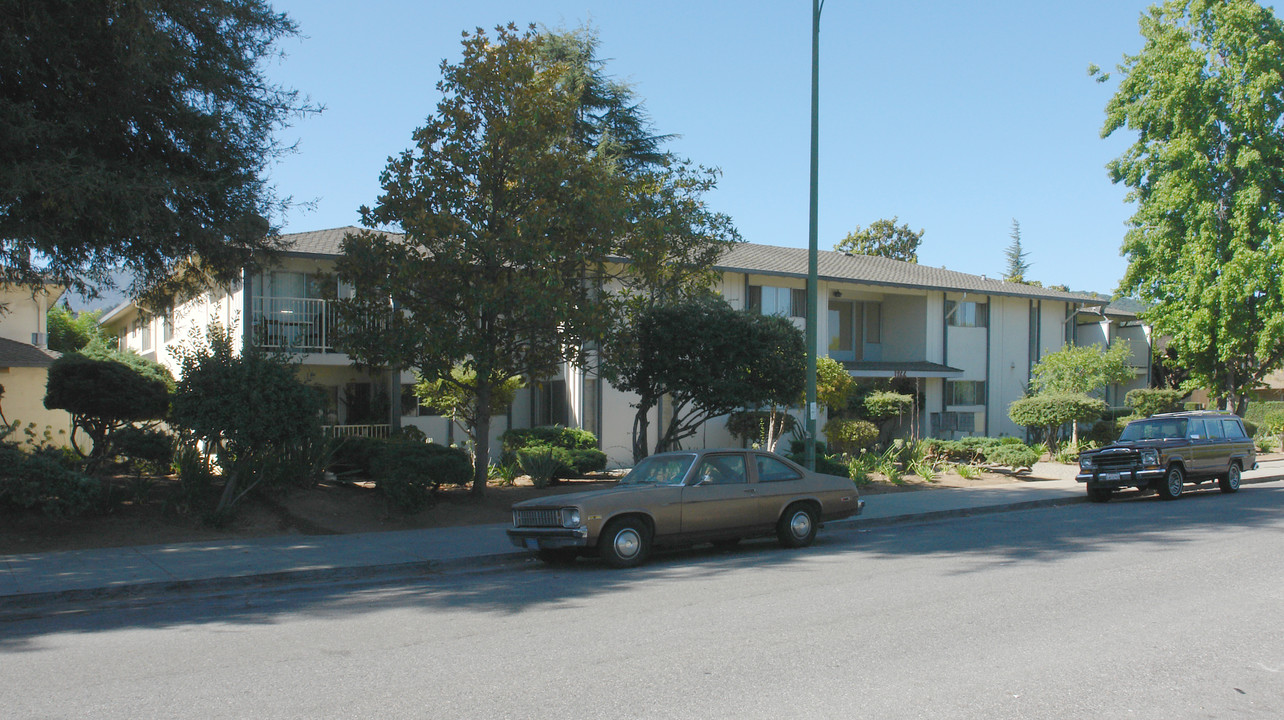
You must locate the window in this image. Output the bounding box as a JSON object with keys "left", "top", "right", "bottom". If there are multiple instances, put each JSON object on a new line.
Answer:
{"left": 946, "top": 380, "right": 986, "bottom": 406}
{"left": 749, "top": 285, "right": 805, "bottom": 318}
{"left": 532, "top": 379, "right": 568, "bottom": 427}
{"left": 140, "top": 320, "right": 152, "bottom": 352}
{"left": 756, "top": 455, "right": 801, "bottom": 483}
{"left": 1223, "top": 418, "right": 1247, "bottom": 439}
{"left": 1205, "top": 419, "right": 1225, "bottom": 440}
{"left": 162, "top": 315, "right": 174, "bottom": 343}
{"left": 932, "top": 411, "right": 977, "bottom": 434}
{"left": 694, "top": 454, "right": 747, "bottom": 484}
{"left": 946, "top": 300, "right": 988, "bottom": 328}
{"left": 1186, "top": 419, "right": 1205, "bottom": 439}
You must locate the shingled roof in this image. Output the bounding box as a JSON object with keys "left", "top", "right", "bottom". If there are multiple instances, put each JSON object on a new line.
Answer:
{"left": 271, "top": 228, "right": 1105, "bottom": 305}
{"left": 716, "top": 243, "right": 1106, "bottom": 305}
{"left": 0, "top": 337, "right": 59, "bottom": 368}
{"left": 278, "top": 226, "right": 404, "bottom": 257}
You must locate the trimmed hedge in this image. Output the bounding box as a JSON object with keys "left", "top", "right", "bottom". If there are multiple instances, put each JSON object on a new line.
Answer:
{"left": 823, "top": 418, "right": 878, "bottom": 454}
{"left": 370, "top": 441, "right": 472, "bottom": 513}
{"left": 500, "top": 425, "right": 606, "bottom": 476}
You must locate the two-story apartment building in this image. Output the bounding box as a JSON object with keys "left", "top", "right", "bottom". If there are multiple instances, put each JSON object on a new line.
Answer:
{"left": 0, "top": 282, "right": 70, "bottom": 442}
{"left": 102, "top": 227, "right": 1118, "bottom": 466}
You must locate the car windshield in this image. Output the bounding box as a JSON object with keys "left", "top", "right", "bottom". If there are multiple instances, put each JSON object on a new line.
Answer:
{"left": 619, "top": 454, "right": 696, "bottom": 486}
{"left": 1119, "top": 418, "right": 1189, "bottom": 441}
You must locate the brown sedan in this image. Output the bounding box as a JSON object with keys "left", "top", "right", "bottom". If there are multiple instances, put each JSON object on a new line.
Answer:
{"left": 507, "top": 448, "right": 863, "bottom": 568}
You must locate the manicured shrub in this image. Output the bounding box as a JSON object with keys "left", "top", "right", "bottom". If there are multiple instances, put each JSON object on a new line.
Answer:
{"left": 516, "top": 445, "right": 574, "bottom": 488}
{"left": 501, "top": 425, "right": 604, "bottom": 476}
{"left": 985, "top": 443, "right": 1040, "bottom": 469}
{"left": 1125, "top": 388, "right": 1187, "bottom": 418}
{"left": 1008, "top": 392, "right": 1106, "bottom": 452}
{"left": 372, "top": 442, "right": 471, "bottom": 512}
{"left": 823, "top": 418, "right": 878, "bottom": 454}
{"left": 329, "top": 435, "right": 384, "bottom": 477}
{"left": 788, "top": 439, "right": 829, "bottom": 456}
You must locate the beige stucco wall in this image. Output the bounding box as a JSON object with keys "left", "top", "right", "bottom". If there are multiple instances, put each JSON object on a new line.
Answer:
{"left": 0, "top": 366, "right": 74, "bottom": 448}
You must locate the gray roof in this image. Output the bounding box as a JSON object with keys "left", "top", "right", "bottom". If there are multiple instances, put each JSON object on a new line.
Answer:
{"left": 717, "top": 243, "right": 1106, "bottom": 305}
{"left": 0, "top": 337, "right": 59, "bottom": 367}
{"left": 278, "top": 226, "right": 403, "bottom": 257}
{"left": 271, "top": 227, "right": 1106, "bottom": 305}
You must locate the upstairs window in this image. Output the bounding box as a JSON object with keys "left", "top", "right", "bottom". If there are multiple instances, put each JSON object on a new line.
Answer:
{"left": 946, "top": 300, "right": 988, "bottom": 328}
{"left": 749, "top": 285, "right": 805, "bottom": 318}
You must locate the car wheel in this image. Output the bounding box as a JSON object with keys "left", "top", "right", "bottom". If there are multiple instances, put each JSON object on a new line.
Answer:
{"left": 1219, "top": 463, "right": 1242, "bottom": 494}
{"left": 536, "top": 548, "right": 579, "bottom": 565}
{"left": 776, "top": 504, "right": 818, "bottom": 548}
{"left": 1087, "top": 486, "right": 1113, "bottom": 503}
{"left": 1157, "top": 465, "right": 1185, "bottom": 500}
{"left": 598, "top": 517, "right": 651, "bottom": 568}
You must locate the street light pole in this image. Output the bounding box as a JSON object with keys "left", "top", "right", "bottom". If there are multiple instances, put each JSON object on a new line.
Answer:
{"left": 805, "top": 0, "right": 823, "bottom": 470}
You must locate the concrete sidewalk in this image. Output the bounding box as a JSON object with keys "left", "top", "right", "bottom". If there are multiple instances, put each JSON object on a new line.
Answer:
{"left": 3, "top": 460, "right": 1280, "bottom": 607}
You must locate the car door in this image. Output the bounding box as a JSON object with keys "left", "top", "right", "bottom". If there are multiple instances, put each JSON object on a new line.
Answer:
{"left": 1202, "top": 416, "right": 1229, "bottom": 477}
{"left": 680, "top": 453, "right": 760, "bottom": 536}
{"left": 1184, "top": 418, "right": 1212, "bottom": 476}
{"left": 750, "top": 452, "right": 807, "bottom": 524}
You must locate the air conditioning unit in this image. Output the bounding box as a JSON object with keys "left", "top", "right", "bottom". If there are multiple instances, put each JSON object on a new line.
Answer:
{"left": 31, "top": 332, "right": 47, "bottom": 348}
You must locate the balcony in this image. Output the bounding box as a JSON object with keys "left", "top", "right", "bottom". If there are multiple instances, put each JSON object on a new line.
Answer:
{"left": 251, "top": 296, "right": 340, "bottom": 353}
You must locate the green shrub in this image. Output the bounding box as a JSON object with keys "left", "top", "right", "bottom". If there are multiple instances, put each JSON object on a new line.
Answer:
{"left": 954, "top": 462, "right": 982, "bottom": 479}
{"left": 863, "top": 391, "right": 914, "bottom": 420}
{"left": 0, "top": 441, "right": 102, "bottom": 518}
{"left": 1088, "top": 416, "right": 1132, "bottom": 445}
{"left": 501, "top": 425, "right": 603, "bottom": 475}
{"left": 329, "top": 435, "right": 384, "bottom": 477}
{"left": 1244, "top": 401, "right": 1284, "bottom": 427}
{"left": 1256, "top": 434, "right": 1279, "bottom": 453}
{"left": 372, "top": 442, "right": 471, "bottom": 512}
{"left": 517, "top": 445, "right": 573, "bottom": 488}
{"left": 847, "top": 451, "right": 877, "bottom": 485}
{"left": 1008, "top": 392, "right": 1107, "bottom": 451}
{"left": 823, "top": 418, "right": 878, "bottom": 454}
{"left": 985, "top": 443, "right": 1040, "bottom": 469}
{"left": 391, "top": 425, "right": 429, "bottom": 443}
{"left": 112, "top": 427, "right": 175, "bottom": 474}
{"left": 1243, "top": 419, "right": 1259, "bottom": 437}
{"left": 1125, "top": 388, "right": 1187, "bottom": 417}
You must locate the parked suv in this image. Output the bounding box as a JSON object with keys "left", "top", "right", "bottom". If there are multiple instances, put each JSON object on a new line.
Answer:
{"left": 1077, "top": 411, "right": 1257, "bottom": 502}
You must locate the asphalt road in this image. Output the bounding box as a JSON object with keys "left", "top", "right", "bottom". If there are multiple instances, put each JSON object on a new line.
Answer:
{"left": 3, "top": 481, "right": 1282, "bottom": 719}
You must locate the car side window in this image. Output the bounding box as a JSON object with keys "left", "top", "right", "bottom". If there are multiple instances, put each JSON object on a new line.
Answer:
{"left": 1187, "top": 419, "right": 1204, "bottom": 439}
{"left": 756, "top": 456, "right": 802, "bottom": 483}
{"left": 1206, "top": 419, "right": 1225, "bottom": 439}
{"left": 694, "top": 455, "right": 747, "bottom": 485}
{"left": 1223, "top": 419, "right": 1247, "bottom": 439}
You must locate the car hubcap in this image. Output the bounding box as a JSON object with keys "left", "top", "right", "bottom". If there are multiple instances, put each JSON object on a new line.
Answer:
{"left": 1168, "top": 472, "right": 1182, "bottom": 495}
{"left": 1229, "top": 467, "right": 1240, "bottom": 489}
{"left": 613, "top": 528, "right": 641, "bottom": 559}
{"left": 790, "top": 511, "right": 811, "bottom": 538}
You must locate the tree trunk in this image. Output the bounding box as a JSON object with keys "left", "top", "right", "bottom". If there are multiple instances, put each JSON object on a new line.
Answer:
{"left": 632, "top": 400, "right": 652, "bottom": 463}
{"left": 471, "top": 380, "right": 492, "bottom": 496}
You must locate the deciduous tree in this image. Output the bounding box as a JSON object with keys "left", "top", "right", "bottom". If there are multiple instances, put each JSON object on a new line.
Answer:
{"left": 336, "top": 25, "right": 736, "bottom": 494}
{"left": 1095, "top": 0, "right": 1284, "bottom": 413}
{"left": 834, "top": 217, "right": 923, "bottom": 263}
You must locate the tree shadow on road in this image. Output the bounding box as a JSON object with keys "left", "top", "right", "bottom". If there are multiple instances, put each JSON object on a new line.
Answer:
{"left": 2, "top": 484, "right": 1280, "bottom": 652}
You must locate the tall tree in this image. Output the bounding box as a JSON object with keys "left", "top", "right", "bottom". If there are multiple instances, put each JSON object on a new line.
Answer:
{"left": 0, "top": 0, "right": 318, "bottom": 301}
{"left": 335, "top": 25, "right": 736, "bottom": 494}
{"left": 1003, "top": 218, "right": 1032, "bottom": 282}
{"left": 46, "top": 302, "right": 113, "bottom": 352}
{"left": 1095, "top": 0, "right": 1284, "bottom": 413}
{"left": 834, "top": 217, "right": 923, "bottom": 262}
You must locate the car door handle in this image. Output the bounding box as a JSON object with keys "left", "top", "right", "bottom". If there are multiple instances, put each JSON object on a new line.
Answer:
{"left": 744, "top": 488, "right": 756, "bottom": 494}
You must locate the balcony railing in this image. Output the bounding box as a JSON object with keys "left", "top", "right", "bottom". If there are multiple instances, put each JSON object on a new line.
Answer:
{"left": 252, "top": 296, "right": 337, "bottom": 353}
{"left": 323, "top": 424, "right": 392, "bottom": 439}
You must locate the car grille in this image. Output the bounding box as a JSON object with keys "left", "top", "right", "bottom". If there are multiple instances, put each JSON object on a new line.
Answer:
{"left": 513, "top": 509, "right": 561, "bottom": 528}
{"left": 1093, "top": 451, "right": 1140, "bottom": 472}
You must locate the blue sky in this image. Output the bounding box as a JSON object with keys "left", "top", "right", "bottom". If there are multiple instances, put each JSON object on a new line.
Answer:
{"left": 263, "top": 0, "right": 1163, "bottom": 296}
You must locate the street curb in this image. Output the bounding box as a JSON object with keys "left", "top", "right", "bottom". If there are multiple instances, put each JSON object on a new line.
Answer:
{"left": 2, "top": 475, "right": 1279, "bottom": 616}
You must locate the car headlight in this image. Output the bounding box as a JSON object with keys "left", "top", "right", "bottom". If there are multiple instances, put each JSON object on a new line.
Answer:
{"left": 1079, "top": 456, "right": 1094, "bottom": 469}
{"left": 1140, "top": 449, "right": 1159, "bottom": 467}
{"left": 560, "top": 508, "right": 581, "bottom": 528}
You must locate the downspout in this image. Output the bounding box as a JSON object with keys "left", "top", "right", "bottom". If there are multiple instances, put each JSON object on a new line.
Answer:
{"left": 984, "top": 295, "right": 991, "bottom": 437}
{"left": 242, "top": 266, "right": 253, "bottom": 353}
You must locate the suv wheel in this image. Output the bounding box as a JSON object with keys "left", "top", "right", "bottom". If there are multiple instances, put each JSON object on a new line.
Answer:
{"left": 1157, "top": 465, "right": 1185, "bottom": 500}
{"left": 1219, "top": 463, "right": 1242, "bottom": 494}
{"left": 1087, "top": 486, "right": 1113, "bottom": 503}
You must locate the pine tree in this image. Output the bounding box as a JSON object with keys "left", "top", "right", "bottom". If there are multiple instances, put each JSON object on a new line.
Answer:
{"left": 1003, "top": 219, "right": 1032, "bottom": 283}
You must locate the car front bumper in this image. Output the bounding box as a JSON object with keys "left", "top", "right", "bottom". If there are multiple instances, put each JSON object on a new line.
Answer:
{"left": 1076, "top": 468, "right": 1164, "bottom": 487}
{"left": 506, "top": 526, "right": 591, "bottom": 550}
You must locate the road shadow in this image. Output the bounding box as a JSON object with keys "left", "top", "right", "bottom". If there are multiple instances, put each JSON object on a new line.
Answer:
{"left": 2, "top": 483, "right": 1280, "bottom": 652}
